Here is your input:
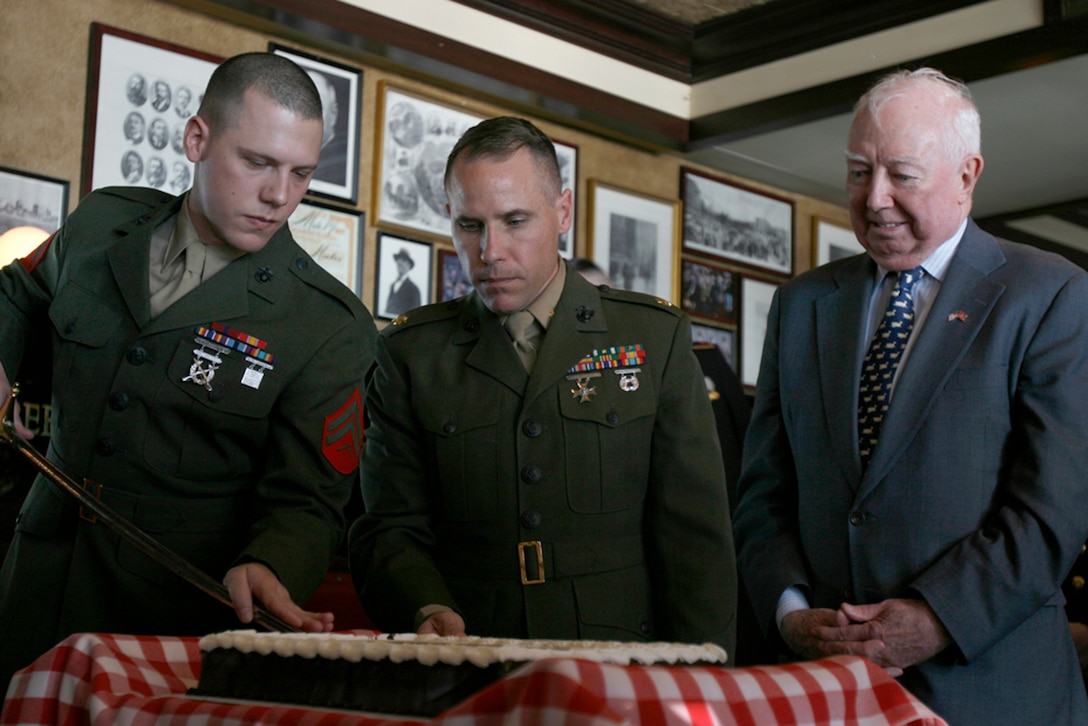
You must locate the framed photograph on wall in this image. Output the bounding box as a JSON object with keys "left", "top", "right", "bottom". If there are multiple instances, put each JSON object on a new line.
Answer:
{"left": 374, "top": 83, "right": 483, "bottom": 239}
{"left": 553, "top": 138, "right": 578, "bottom": 259}
{"left": 680, "top": 256, "right": 736, "bottom": 325}
{"left": 83, "top": 24, "right": 220, "bottom": 195}
{"left": 270, "top": 44, "right": 362, "bottom": 205}
{"left": 287, "top": 200, "right": 364, "bottom": 296}
{"left": 681, "top": 167, "right": 794, "bottom": 276}
{"left": 813, "top": 216, "right": 864, "bottom": 267}
{"left": 587, "top": 180, "right": 680, "bottom": 304}
{"left": 0, "top": 167, "right": 69, "bottom": 236}
{"left": 376, "top": 232, "right": 433, "bottom": 320}
{"left": 740, "top": 275, "right": 780, "bottom": 390}
{"left": 691, "top": 323, "right": 736, "bottom": 370}
{"left": 437, "top": 248, "right": 473, "bottom": 301}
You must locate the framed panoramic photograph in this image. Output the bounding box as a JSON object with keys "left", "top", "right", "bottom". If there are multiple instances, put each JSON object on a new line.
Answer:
{"left": 83, "top": 24, "right": 220, "bottom": 195}
{"left": 0, "top": 167, "right": 69, "bottom": 236}
{"left": 437, "top": 248, "right": 473, "bottom": 301}
{"left": 813, "top": 216, "right": 864, "bottom": 267}
{"left": 691, "top": 323, "right": 736, "bottom": 370}
{"left": 374, "top": 83, "right": 483, "bottom": 239}
{"left": 587, "top": 180, "right": 680, "bottom": 304}
{"left": 553, "top": 138, "right": 578, "bottom": 259}
{"left": 740, "top": 275, "right": 780, "bottom": 390}
{"left": 270, "top": 44, "right": 362, "bottom": 205}
{"left": 287, "top": 200, "right": 364, "bottom": 296}
{"left": 680, "top": 256, "right": 736, "bottom": 325}
{"left": 375, "top": 232, "right": 433, "bottom": 320}
{"left": 681, "top": 167, "right": 794, "bottom": 276}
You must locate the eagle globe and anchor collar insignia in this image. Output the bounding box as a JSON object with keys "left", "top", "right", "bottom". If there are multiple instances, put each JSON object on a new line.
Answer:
{"left": 183, "top": 322, "right": 276, "bottom": 392}
{"left": 566, "top": 344, "right": 647, "bottom": 402}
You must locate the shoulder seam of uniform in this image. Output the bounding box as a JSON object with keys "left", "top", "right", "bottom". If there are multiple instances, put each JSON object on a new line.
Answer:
{"left": 383, "top": 300, "right": 462, "bottom": 333}
{"left": 599, "top": 287, "right": 682, "bottom": 317}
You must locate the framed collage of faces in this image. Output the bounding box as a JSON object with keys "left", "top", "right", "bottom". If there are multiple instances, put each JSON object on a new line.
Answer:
{"left": 82, "top": 24, "right": 220, "bottom": 195}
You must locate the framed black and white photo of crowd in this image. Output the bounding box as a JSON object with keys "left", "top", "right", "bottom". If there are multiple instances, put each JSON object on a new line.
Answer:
{"left": 680, "top": 256, "right": 736, "bottom": 325}
{"left": 552, "top": 138, "right": 578, "bottom": 259}
{"left": 0, "top": 167, "right": 69, "bottom": 237}
{"left": 587, "top": 180, "right": 680, "bottom": 304}
{"left": 681, "top": 167, "right": 794, "bottom": 276}
{"left": 373, "top": 83, "right": 484, "bottom": 240}
{"left": 270, "top": 44, "right": 363, "bottom": 205}
{"left": 375, "top": 232, "right": 433, "bottom": 320}
{"left": 287, "top": 200, "right": 364, "bottom": 297}
{"left": 83, "top": 24, "right": 220, "bottom": 195}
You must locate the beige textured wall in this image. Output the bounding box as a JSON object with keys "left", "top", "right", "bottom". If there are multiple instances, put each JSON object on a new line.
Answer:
{"left": 0, "top": 0, "right": 850, "bottom": 319}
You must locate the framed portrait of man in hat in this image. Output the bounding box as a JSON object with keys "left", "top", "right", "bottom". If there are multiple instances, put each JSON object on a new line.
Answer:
{"left": 376, "top": 233, "right": 433, "bottom": 320}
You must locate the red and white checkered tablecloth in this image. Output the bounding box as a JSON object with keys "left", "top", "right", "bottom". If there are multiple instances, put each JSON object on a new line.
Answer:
{"left": 1, "top": 632, "right": 948, "bottom": 726}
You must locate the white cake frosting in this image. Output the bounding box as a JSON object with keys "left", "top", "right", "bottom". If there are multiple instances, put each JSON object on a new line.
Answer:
{"left": 199, "top": 631, "right": 728, "bottom": 668}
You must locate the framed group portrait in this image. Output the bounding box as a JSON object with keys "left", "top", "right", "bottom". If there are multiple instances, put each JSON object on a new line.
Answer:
{"left": 0, "top": 167, "right": 69, "bottom": 236}
{"left": 681, "top": 167, "right": 794, "bottom": 276}
{"left": 287, "top": 200, "right": 364, "bottom": 296}
{"left": 375, "top": 232, "right": 433, "bottom": 320}
{"left": 83, "top": 24, "right": 220, "bottom": 195}
{"left": 374, "top": 83, "right": 484, "bottom": 239}
{"left": 270, "top": 44, "right": 363, "bottom": 205}
{"left": 587, "top": 180, "right": 680, "bottom": 304}
{"left": 812, "top": 216, "right": 864, "bottom": 267}
{"left": 437, "top": 248, "right": 472, "bottom": 301}
{"left": 552, "top": 138, "right": 578, "bottom": 259}
{"left": 680, "top": 256, "right": 736, "bottom": 325}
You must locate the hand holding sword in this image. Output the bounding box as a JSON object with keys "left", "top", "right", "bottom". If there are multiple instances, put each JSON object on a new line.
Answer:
{"left": 0, "top": 377, "right": 306, "bottom": 633}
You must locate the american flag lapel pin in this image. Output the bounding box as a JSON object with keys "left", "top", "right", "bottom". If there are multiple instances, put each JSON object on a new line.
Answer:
{"left": 947, "top": 310, "right": 968, "bottom": 322}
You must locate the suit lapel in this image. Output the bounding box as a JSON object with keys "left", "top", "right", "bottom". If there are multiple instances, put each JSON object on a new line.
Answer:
{"left": 859, "top": 222, "right": 1008, "bottom": 496}
{"left": 816, "top": 255, "right": 877, "bottom": 488}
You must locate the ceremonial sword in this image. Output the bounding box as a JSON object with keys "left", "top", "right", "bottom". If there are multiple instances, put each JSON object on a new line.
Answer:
{"left": 0, "top": 384, "right": 299, "bottom": 633}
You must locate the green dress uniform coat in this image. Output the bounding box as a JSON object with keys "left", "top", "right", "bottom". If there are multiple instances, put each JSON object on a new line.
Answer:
{"left": 0, "top": 187, "right": 377, "bottom": 682}
{"left": 350, "top": 264, "right": 737, "bottom": 652}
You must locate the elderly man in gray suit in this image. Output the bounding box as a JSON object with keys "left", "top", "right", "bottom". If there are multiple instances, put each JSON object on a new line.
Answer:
{"left": 733, "top": 67, "right": 1088, "bottom": 725}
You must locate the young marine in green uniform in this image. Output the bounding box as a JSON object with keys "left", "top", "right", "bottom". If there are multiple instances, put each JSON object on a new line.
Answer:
{"left": 0, "top": 53, "right": 377, "bottom": 689}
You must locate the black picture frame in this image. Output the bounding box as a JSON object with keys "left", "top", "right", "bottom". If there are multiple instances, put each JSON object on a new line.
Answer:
{"left": 83, "top": 23, "right": 220, "bottom": 196}
{"left": 270, "top": 44, "right": 363, "bottom": 205}
{"left": 680, "top": 255, "right": 737, "bottom": 325}
{"left": 0, "top": 166, "right": 70, "bottom": 237}
{"left": 681, "top": 167, "right": 794, "bottom": 276}
{"left": 437, "top": 248, "right": 473, "bottom": 301}
{"left": 375, "top": 232, "right": 434, "bottom": 320}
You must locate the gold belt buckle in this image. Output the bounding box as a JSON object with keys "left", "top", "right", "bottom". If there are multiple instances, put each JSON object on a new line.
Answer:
{"left": 80, "top": 480, "right": 102, "bottom": 524}
{"left": 517, "top": 540, "right": 544, "bottom": 585}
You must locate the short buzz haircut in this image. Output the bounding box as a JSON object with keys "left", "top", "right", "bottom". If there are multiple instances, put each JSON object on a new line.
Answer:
{"left": 854, "top": 67, "right": 981, "bottom": 160}
{"left": 444, "top": 116, "right": 562, "bottom": 199}
{"left": 196, "top": 52, "right": 323, "bottom": 132}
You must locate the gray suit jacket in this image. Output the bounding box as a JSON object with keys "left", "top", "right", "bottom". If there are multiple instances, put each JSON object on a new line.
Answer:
{"left": 734, "top": 221, "right": 1088, "bottom": 725}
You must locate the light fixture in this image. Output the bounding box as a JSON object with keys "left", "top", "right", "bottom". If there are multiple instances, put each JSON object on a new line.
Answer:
{"left": 0, "top": 226, "right": 51, "bottom": 267}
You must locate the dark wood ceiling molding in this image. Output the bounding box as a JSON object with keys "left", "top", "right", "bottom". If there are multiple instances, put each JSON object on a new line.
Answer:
{"left": 688, "top": 12, "right": 1088, "bottom": 147}
{"left": 170, "top": 0, "right": 690, "bottom": 148}
{"left": 691, "top": 0, "right": 987, "bottom": 82}
{"left": 452, "top": 0, "right": 694, "bottom": 81}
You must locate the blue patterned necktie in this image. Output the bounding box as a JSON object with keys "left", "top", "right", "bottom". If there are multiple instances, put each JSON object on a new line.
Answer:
{"left": 858, "top": 266, "right": 925, "bottom": 468}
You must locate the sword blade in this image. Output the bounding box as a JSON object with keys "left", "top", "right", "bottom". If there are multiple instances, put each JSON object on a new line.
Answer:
{"left": 1, "top": 390, "right": 299, "bottom": 633}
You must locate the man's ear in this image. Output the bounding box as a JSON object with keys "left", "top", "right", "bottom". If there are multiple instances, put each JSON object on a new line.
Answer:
{"left": 183, "top": 115, "right": 211, "bottom": 164}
